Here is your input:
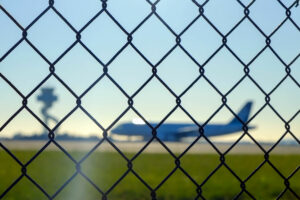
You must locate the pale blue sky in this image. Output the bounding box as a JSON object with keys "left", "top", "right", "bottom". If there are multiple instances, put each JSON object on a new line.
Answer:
{"left": 0, "top": 0, "right": 300, "bottom": 143}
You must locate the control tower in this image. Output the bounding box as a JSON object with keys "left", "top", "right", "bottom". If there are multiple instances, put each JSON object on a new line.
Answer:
{"left": 37, "top": 87, "right": 59, "bottom": 135}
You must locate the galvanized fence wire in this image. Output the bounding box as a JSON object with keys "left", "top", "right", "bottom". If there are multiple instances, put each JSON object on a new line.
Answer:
{"left": 0, "top": 0, "right": 300, "bottom": 199}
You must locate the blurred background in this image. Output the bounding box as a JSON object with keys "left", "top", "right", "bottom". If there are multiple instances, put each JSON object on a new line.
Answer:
{"left": 1, "top": 0, "right": 300, "bottom": 144}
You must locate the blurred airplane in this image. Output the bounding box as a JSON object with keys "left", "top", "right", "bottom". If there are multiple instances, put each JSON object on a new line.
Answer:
{"left": 111, "top": 102, "right": 255, "bottom": 142}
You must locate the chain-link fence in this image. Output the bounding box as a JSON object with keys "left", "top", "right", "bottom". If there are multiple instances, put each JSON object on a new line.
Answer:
{"left": 0, "top": 0, "right": 300, "bottom": 199}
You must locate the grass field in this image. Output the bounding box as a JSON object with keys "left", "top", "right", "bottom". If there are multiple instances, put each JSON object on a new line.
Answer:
{"left": 0, "top": 150, "right": 299, "bottom": 200}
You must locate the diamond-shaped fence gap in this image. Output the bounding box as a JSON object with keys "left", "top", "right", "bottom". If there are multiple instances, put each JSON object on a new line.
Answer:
{"left": 3, "top": 176, "right": 48, "bottom": 200}
{"left": 249, "top": 106, "right": 286, "bottom": 148}
{"left": 206, "top": 104, "right": 237, "bottom": 126}
{"left": 205, "top": 106, "right": 247, "bottom": 153}
{"left": 0, "top": 10, "right": 22, "bottom": 58}
{"left": 27, "top": 76, "right": 76, "bottom": 130}
{"left": 271, "top": 20, "right": 300, "bottom": 64}
{"left": 180, "top": 78, "right": 221, "bottom": 123}
{"left": 107, "top": 0, "right": 150, "bottom": 32}
{"left": 180, "top": 16, "right": 223, "bottom": 65}
{"left": 249, "top": 48, "right": 287, "bottom": 92}
{"left": 133, "top": 78, "right": 175, "bottom": 122}
{"left": 81, "top": 12, "right": 127, "bottom": 64}
{"left": 156, "top": 108, "right": 198, "bottom": 151}
{"left": 0, "top": 110, "right": 46, "bottom": 152}
{"left": 52, "top": 109, "right": 102, "bottom": 160}
{"left": 268, "top": 152, "right": 300, "bottom": 178}
{"left": 27, "top": 9, "right": 76, "bottom": 62}
{"left": 155, "top": 0, "right": 199, "bottom": 34}
{"left": 0, "top": 78, "right": 22, "bottom": 129}
{"left": 132, "top": 141, "right": 175, "bottom": 188}
{"left": 81, "top": 76, "right": 128, "bottom": 129}
{"left": 132, "top": 14, "right": 175, "bottom": 64}
{"left": 80, "top": 143, "right": 128, "bottom": 192}
{"left": 201, "top": 165, "right": 241, "bottom": 200}
{"left": 203, "top": 0, "right": 244, "bottom": 34}
{"left": 227, "top": 19, "right": 266, "bottom": 64}
{"left": 26, "top": 143, "right": 77, "bottom": 195}
{"left": 225, "top": 137, "right": 265, "bottom": 179}
{"left": 157, "top": 48, "right": 199, "bottom": 95}
{"left": 204, "top": 47, "right": 245, "bottom": 93}
{"left": 108, "top": 110, "right": 151, "bottom": 155}
{"left": 270, "top": 77, "right": 300, "bottom": 120}
{"left": 0, "top": 0, "right": 48, "bottom": 27}
{"left": 180, "top": 139, "right": 220, "bottom": 183}
{"left": 55, "top": 44, "right": 102, "bottom": 95}
{"left": 107, "top": 172, "right": 150, "bottom": 200}
{"left": 54, "top": 0, "right": 101, "bottom": 30}
{"left": 0, "top": 42, "right": 49, "bottom": 95}
{"left": 249, "top": 0, "right": 286, "bottom": 35}
{"left": 155, "top": 169, "right": 198, "bottom": 200}
{"left": 0, "top": 150, "right": 22, "bottom": 196}
{"left": 54, "top": 108, "right": 101, "bottom": 138}
{"left": 54, "top": 174, "right": 102, "bottom": 200}
{"left": 246, "top": 162, "right": 285, "bottom": 199}
{"left": 108, "top": 46, "right": 152, "bottom": 95}
{"left": 226, "top": 78, "right": 264, "bottom": 117}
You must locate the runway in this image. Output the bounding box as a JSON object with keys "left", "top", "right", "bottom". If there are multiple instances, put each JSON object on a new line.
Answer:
{"left": 1, "top": 140, "right": 299, "bottom": 154}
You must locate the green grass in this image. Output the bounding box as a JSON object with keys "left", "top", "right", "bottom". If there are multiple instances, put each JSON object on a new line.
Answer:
{"left": 0, "top": 150, "right": 299, "bottom": 200}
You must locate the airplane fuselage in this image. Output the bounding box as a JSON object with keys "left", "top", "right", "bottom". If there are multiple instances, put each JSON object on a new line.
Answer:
{"left": 111, "top": 122, "right": 246, "bottom": 141}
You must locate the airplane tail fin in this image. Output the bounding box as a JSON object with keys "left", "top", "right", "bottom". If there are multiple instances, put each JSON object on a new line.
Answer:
{"left": 229, "top": 101, "right": 253, "bottom": 125}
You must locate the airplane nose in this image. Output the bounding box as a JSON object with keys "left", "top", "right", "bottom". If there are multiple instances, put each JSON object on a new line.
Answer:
{"left": 111, "top": 126, "right": 121, "bottom": 134}
{"left": 111, "top": 127, "right": 118, "bottom": 134}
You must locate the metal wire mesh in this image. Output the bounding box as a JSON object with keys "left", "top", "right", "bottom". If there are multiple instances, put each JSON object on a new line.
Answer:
{"left": 0, "top": 0, "right": 300, "bottom": 199}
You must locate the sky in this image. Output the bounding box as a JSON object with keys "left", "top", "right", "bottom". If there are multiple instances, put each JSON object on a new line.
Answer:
{"left": 0, "top": 0, "right": 300, "bottom": 144}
